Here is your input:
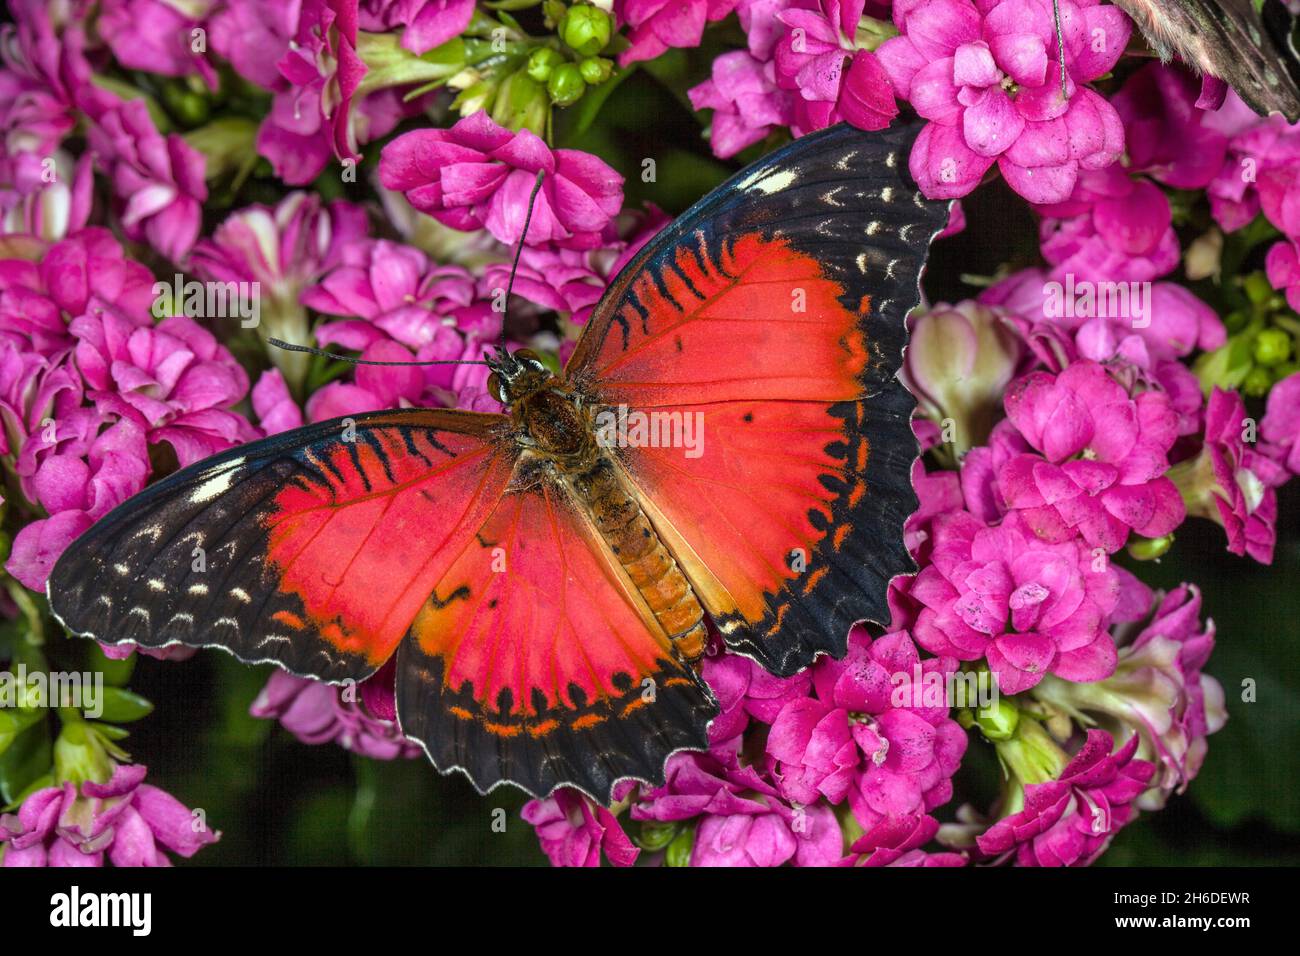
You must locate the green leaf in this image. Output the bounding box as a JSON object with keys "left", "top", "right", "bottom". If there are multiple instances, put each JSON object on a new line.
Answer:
{"left": 0, "top": 719, "right": 51, "bottom": 806}
{"left": 93, "top": 687, "right": 155, "bottom": 723}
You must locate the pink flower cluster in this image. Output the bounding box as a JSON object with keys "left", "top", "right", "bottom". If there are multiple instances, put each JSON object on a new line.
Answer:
{"left": 0, "top": 763, "right": 219, "bottom": 866}
{"left": 0, "top": 229, "right": 256, "bottom": 592}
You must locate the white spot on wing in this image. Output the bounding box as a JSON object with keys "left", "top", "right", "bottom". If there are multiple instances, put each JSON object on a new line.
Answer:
{"left": 738, "top": 167, "right": 797, "bottom": 195}
{"left": 189, "top": 462, "right": 243, "bottom": 505}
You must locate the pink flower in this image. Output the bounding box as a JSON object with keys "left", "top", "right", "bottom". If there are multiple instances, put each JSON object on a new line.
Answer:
{"left": 1261, "top": 371, "right": 1300, "bottom": 475}
{"left": 217, "top": 0, "right": 419, "bottom": 185}
{"left": 878, "top": 0, "right": 1129, "bottom": 203}
{"left": 702, "top": 650, "right": 814, "bottom": 744}
{"left": 997, "top": 360, "right": 1185, "bottom": 552}
{"left": 1111, "top": 63, "right": 1229, "bottom": 192}
{"left": 87, "top": 99, "right": 208, "bottom": 263}
{"left": 380, "top": 111, "right": 625, "bottom": 250}
{"left": 1036, "top": 167, "right": 1179, "bottom": 283}
{"left": 359, "top": 0, "right": 477, "bottom": 55}
{"left": 305, "top": 316, "right": 496, "bottom": 420}
{"left": 252, "top": 368, "right": 304, "bottom": 436}
{"left": 1, "top": 151, "right": 93, "bottom": 241}
{"left": 1123, "top": 586, "right": 1225, "bottom": 807}
{"left": 209, "top": 0, "right": 301, "bottom": 89}
{"left": 803, "top": 629, "right": 968, "bottom": 828}
{"left": 192, "top": 193, "right": 368, "bottom": 298}
{"left": 0, "top": 0, "right": 108, "bottom": 161}
{"left": 98, "top": 0, "right": 218, "bottom": 89}
{"left": 980, "top": 268, "right": 1223, "bottom": 397}
{"left": 1266, "top": 239, "right": 1300, "bottom": 313}
{"left": 0, "top": 227, "right": 156, "bottom": 356}
{"left": 521, "top": 786, "right": 640, "bottom": 867}
{"left": 0, "top": 763, "right": 219, "bottom": 867}
{"left": 976, "top": 730, "right": 1155, "bottom": 866}
{"left": 1036, "top": 586, "right": 1225, "bottom": 810}
{"left": 305, "top": 238, "right": 483, "bottom": 350}
{"left": 1206, "top": 98, "right": 1297, "bottom": 233}
{"left": 7, "top": 416, "right": 150, "bottom": 591}
{"left": 617, "top": 0, "right": 741, "bottom": 67}
{"left": 902, "top": 300, "right": 1029, "bottom": 455}
{"left": 1169, "top": 389, "right": 1285, "bottom": 564}
{"left": 69, "top": 312, "right": 257, "bottom": 466}
{"left": 631, "top": 751, "right": 842, "bottom": 866}
{"left": 773, "top": 0, "right": 899, "bottom": 134}
{"left": 250, "top": 666, "right": 422, "bottom": 760}
{"left": 256, "top": 0, "right": 362, "bottom": 183}
{"left": 192, "top": 192, "right": 369, "bottom": 387}
{"left": 912, "top": 509, "right": 1133, "bottom": 693}
{"left": 689, "top": 51, "right": 795, "bottom": 158}
{"left": 736, "top": 0, "right": 801, "bottom": 60}
{"left": 841, "top": 814, "right": 966, "bottom": 866}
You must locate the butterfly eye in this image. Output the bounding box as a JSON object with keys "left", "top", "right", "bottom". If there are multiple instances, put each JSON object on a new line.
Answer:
{"left": 487, "top": 372, "right": 506, "bottom": 403}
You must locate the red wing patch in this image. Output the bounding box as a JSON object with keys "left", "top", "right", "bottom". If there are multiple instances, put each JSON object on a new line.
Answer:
{"left": 394, "top": 476, "right": 715, "bottom": 801}
{"left": 568, "top": 232, "right": 869, "bottom": 407}
{"left": 262, "top": 420, "right": 515, "bottom": 668}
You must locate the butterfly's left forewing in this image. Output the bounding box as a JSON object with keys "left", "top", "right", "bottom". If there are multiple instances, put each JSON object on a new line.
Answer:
{"left": 48, "top": 409, "right": 517, "bottom": 680}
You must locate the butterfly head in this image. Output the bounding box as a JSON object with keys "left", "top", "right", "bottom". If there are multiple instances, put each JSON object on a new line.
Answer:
{"left": 486, "top": 348, "right": 551, "bottom": 406}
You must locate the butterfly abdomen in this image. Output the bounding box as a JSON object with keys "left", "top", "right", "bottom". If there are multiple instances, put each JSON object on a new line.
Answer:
{"left": 574, "top": 458, "right": 708, "bottom": 663}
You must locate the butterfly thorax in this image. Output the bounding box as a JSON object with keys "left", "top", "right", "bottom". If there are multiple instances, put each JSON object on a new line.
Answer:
{"left": 514, "top": 384, "right": 599, "bottom": 472}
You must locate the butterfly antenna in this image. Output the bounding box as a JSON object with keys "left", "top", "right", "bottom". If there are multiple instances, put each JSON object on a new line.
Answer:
{"left": 499, "top": 170, "right": 547, "bottom": 359}
{"left": 1052, "top": 0, "right": 1068, "bottom": 99}
{"left": 267, "top": 338, "right": 490, "bottom": 367}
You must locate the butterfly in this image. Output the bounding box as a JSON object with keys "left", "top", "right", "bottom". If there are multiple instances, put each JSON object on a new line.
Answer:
{"left": 47, "top": 120, "right": 948, "bottom": 803}
{"left": 1113, "top": 0, "right": 1300, "bottom": 120}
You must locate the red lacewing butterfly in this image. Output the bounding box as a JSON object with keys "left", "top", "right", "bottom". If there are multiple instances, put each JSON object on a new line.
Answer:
{"left": 47, "top": 120, "right": 948, "bottom": 803}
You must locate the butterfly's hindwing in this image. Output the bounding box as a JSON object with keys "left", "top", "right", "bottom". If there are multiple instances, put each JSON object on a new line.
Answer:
{"left": 394, "top": 479, "right": 716, "bottom": 801}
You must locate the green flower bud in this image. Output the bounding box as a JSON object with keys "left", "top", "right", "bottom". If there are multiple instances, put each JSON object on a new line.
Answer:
{"left": 1254, "top": 327, "right": 1293, "bottom": 367}
{"left": 578, "top": 56, "right": 613, "bottom": 85}
{"left": 1243, "top": 271, "right": 1275, "bottom": 307}
{"left": 542, "top": 0, "right": 567, "bottom": 28}
{"left": 636, "top": 820, "right": 680, "bottom": 851}
{"left": 491, "top": 69, "right": 549, "bottom": 134}
{"left": 1243, "top": 365, "right": 1274, "bottom": 397}
{"left": 994, "top": 717, "right": 1069, "bottom": 788}
{"left": 160, "top": 81, "right": 211, "bottom": 128}
{"left": 664, "top": 827, "right": 695, "bottom": 867}
{"left": 560, "top": 5, "right": 612, "bottom": 57}
{"left": 547, "top": 63, "right": 586, "bottom": 107}
{"left": 973, "top": 697, "right": 1019, "bottom": 742}
{"left": 526, "top": 47, "right": 565, "bottom": 83}
{"left": 53, "top": 719, "right": 115, "bottom": 787}
{"left": 1127, "top": 533, "right": 1174, "bottom": 561}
